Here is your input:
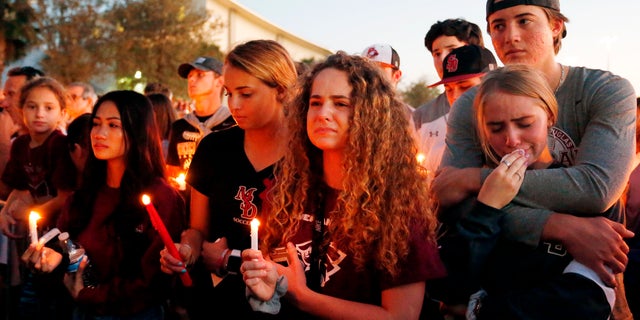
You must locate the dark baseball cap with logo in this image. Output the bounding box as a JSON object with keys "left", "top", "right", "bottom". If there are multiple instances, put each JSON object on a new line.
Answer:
{"left": 428, "top": 45, "right": 497, "bottom": 88}
{"left": 178, "top": 56, "right": 223, "bottom": 78}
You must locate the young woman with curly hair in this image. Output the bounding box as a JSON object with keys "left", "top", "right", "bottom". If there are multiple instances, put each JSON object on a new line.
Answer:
{"left": 240, "top": 51, "right": 445, "bottom": 319}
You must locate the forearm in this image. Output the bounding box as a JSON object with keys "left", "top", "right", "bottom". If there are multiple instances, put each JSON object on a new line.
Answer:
{"left": 186, "top": 187, "right": 209, "bottom": 259}
{"left": 505, "top": 164, "right": 631, "bottom": 213}
{"left": 180, "top": 228, "right": 204, "bottom": 261}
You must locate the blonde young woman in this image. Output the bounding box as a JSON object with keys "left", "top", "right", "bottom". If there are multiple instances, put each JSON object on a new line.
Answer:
{"left": 460, "top": 65, "right": 618, "bottom": 319}
{"left": 240, "top": 52, "right": 445, "bottom": 319}
{"left": 159, "top": 39, "right": 297, "bottom": 319}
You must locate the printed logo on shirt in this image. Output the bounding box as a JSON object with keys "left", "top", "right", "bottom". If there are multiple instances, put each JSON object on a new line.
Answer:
{"left": 548, "top": 127, "right": 578, "bottom": 167}
{"left": 176, "top": 141, "right": 196, "bottom": 170}
{"left": 24, "top": 163, "right": 51, "bottom": 199}
{"left": 235, "top": 186, "right": 258, "bottom": 220}
{"left": 542, "top": 241, "right": 567, "bottom": 257}
{"left": 289, "top": 239, "right": 346, "bottom": 287}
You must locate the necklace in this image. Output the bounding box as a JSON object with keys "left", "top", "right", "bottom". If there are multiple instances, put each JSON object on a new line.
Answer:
{"left": 555, "top": 64, "right": 566, "bottom": 93}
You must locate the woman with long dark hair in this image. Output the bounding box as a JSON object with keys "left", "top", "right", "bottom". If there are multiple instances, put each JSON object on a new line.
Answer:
{"left": 23, "top": 90, "right": 185, "bottom": 319}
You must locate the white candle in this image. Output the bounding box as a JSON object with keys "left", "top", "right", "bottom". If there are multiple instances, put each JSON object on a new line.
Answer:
{"left": 250, "top": 218, "right": 260, "bottom": 250}
{"left": 29, "top": 211, "right": 41, "bottom": 245}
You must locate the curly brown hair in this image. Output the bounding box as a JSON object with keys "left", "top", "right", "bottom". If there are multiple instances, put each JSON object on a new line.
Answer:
{"left": 263, "top": 52, "right": 438, "bottom": 278}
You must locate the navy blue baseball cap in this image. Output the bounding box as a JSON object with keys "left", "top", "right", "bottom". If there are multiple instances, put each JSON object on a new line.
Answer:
{"left": 178, "top": 56, "right": 223, "bottom": 78}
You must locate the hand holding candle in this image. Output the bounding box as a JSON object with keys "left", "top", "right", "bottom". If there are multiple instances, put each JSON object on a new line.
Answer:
{"left": 250, "top": 218, "right": 260, "bottom": 250}
{"left": 141, "top": 194, "right": 192, "bottom": 287}
{"left": 29, "top": 211, "right": 41, "bottom": 245}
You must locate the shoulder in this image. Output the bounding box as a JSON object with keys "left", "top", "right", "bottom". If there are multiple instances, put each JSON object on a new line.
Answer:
{"left": 447, "top": 86, "right": 478, "bottom": 121}
{"left": 170, "top": 118, "right": 192, "bottom": 130}
{"left": 565, "top": 66, "right": 635, "bottom": 98}
{"left": 49, "top": 130, "right": 68, "bottom": 146}
{"left": 201, "top": 125, "right": 242, "bottom": 146}
{"left": 146, "top": 178, "right": 183, "bottom": 205}
{"left": 13, "top": 134, "right": 30, "bottom": 144}
{"left": 413, "top": 94, "right": 450, "bottom": 125}
{"left": 211, "top": 114, "right": 237, "bottom": 133}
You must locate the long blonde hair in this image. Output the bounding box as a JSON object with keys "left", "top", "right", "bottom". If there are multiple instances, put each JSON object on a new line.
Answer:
{"left": 475, "top": 64, "right": 558, "bottom": 166}
{"left": 263, "top": 52, "right": 437, "bottom": 277}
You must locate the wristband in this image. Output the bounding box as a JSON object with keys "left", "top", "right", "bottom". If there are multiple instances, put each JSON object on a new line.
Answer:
{"left": 225, "top": 249, "right": 242, "bottom": 275}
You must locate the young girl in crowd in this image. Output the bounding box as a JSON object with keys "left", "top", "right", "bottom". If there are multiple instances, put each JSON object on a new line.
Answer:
{"left": 0, "top": 77, "right": 76, "bottom": 319}
{"left": 159, "top": 39, "right": 297, "bottom": 319}
{"left": 22, "top": 90, "right": 186, "bottom": 319}
{"left": 240, "top": 52, "right": 445, "bottom": 319}
{"left": 0, "top": 77, "right": 75, "bottom": 237}
{"left": 460, "top": 65, "right": 617, "bottom": 319}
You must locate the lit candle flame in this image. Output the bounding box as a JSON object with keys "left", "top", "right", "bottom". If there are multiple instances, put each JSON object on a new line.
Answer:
{"left": 29, "top": 211, "right": 41, "bottom": 222}
{"left": 174, "top": 173, "right": 186, "bottom": 191}
{"left": 250, "top": 218, "right": 260, "bottom": 229}
{"left": 416, "top": 153, "right": 425, "bottom": 165}
{"left": 141, "top": 194, "right": 151, "bottom": 205}
{"left": 29, "top": 211, "right": 41, "bottom": 244}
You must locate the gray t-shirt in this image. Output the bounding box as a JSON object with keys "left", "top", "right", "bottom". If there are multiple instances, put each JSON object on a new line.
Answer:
{"left": 441, "top": 66, "right": 637, "bottom": 246}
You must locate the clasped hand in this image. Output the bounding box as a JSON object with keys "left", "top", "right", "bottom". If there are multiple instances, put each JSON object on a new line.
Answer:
{"left": 241, "top": 242, "right": 308, "bottom": 305}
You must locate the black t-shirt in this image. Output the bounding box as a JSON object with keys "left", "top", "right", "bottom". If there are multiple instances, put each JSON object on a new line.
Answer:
{"left": 187, "top": 125, "right": 275, "bottom": 249}
{"left": 186, "top": 126, "right": 278, "bottom": 319}
{"left": 166, "top": 114, "right": 236, "bottom": 170}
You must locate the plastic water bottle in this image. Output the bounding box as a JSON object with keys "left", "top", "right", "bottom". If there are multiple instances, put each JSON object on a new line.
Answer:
{"left": 58, "top": 232, "right": 86, "bottom": 272}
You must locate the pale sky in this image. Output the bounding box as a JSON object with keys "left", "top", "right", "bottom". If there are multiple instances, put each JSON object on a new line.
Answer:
{"left": 234, "top": 0, "right": 640, "bottom": 96}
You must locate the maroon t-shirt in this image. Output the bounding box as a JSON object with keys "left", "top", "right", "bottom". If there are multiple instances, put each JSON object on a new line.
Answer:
{"left": 2, "top": 130, "right": 76, "bottom": 228}
{"left": 282, "top": 186, "right": 446, "bottom": 306}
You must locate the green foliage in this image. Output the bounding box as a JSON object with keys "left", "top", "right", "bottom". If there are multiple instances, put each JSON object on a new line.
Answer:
{"left": 400, "top": 78, "right": 441, "bottom": 108}
{"left": 32, "top": 0, "right": 223, "bottom": 98}
{"left": 0, "top": 0, "right": 40, "bottom": 73}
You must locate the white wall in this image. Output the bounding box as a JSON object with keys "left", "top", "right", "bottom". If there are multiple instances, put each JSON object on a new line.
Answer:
{"left": 208, "top": 0, "right": 332, "bottom": 63}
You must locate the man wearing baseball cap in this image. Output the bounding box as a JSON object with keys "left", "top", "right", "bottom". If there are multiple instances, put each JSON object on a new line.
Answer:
{"left": 412, "top": 18, "right": 485, "bottom": 181}
{"left": 434, "top": 0, "right": 636, "bottom": 318}
{"left": 428, "top": 45, "right": 496, "bottom": 106}
{"left": 167, "top": 56, "right": 236, "bottom": 176}
{"left": 166, "top": 56, "right": 237, "bottom": 230}
{"left": 417, "top": 44, "right": 496, "bottom": 197}
{"left": 361, "top": 43, "right": 402, "bottom": 89}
